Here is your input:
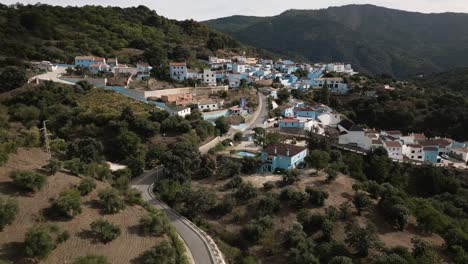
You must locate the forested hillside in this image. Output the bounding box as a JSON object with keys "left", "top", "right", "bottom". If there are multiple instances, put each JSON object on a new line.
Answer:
{"left": 0, "top": 4, "right": 269, "bottom": 66}
{"left": 205, "top": 4, "right": 468, "bottom": 77}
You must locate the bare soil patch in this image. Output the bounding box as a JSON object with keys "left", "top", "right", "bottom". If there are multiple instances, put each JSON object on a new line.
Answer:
{"left": 0, "top": 148, "right": 165, "bottom": 264}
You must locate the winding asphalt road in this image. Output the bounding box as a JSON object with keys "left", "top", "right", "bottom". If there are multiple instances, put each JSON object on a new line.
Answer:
{"left": 130, "top": 93, "right": 269, "bottom": 264}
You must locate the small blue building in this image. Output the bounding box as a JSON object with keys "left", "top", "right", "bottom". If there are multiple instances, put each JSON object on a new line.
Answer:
{"left": 279, "top": 118, "right": 305, "bottom": 129}
{"left": 261, "top": 144, "right": 308, "bottom": 172}
{"left": 423, "top": 147, "right": 440, "bottom": 164}
{"left": 279, "top": 104, "right": 295, "bottom": 117}
{"left": 294, "top": 106, "right": 317, "bottom": 119}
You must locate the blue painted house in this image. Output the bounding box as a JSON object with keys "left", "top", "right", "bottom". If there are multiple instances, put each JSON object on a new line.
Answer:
{"left": 423, "top": 147, "right": 440, "bottom": 164}
{"left": 279, "top": 104, "right": 295, "bottom": 117}
{"left": 279, "top": 118, "right": 305, "bottom": 129}
{"left": 75, "top": 56, "right": 106, "bottom": 67}
{"left": 294, "top": 106, "right": 317, "bottom": 119}
{"left": 307, "top": 69, "right": 323, "bottom": 82}
{"left": 261, "top": 144, "right": 308, "bottom": 172}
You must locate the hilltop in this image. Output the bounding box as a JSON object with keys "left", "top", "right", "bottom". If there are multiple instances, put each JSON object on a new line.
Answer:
{"left": 205, "top": 4, "right": 468, "bottom": 76}
{"left": 0, "top": 4, "right": 272, "bottom": 67}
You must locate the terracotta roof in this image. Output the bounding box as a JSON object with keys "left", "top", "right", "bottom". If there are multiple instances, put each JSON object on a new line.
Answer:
{"left": 424, "top": 147, "right": 438, "bottom": 151}
{"left": 137, "top": 62, "right": 150, "bottom": 67}
{"left": 407, "top": 144, "right": 423, "bottom": 148}
{"left": 169, "top": 62, "right": 187, "bottom": 66}
{"left": 421, "top": 139, "right": 451, "bottom": 148}
{"left": 412, "top": 133, "right": 426, "bottom": 139}
{"left": 263, "top": 144, "right": 306, "bottom": 157}
{"left": 281, "top": 118, "right": 300, "bottom": 123}
{"left": 279, "top": 104, "right": 294, "bottom": 110}
{"left": 384, "top": 141, "right": 402, "bottom": 148}
{"left": 372, "top": 140, "right": 382, "bottom": 145}
{"left": 75, "top": 56, "right": 96, "bottom": 60}
{"left": 452, "top": 147, "right": 468, "bottom": 153}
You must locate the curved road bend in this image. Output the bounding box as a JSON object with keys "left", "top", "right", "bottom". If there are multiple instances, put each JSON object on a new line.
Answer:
{"left": 131, "top": 94, "right": 269, "bottom": 264}
{"left": 131, "top": 169, "right": 214, "bottom": 264}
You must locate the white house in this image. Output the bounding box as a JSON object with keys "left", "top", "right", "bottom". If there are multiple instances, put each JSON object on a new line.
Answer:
{"left": 402, "top": 144, "right": 424, "bottom": 162}
{"left": 233, "top": 63, "right": 247, "bottom": 74}
{"left": 202, "top": 69, "right": 217, "bottom": 86}
{"left": 136, "top": 62, "right": 153, "bottom": 80}
{"left": 339, "top": 125, "right": 372, "bottom": 150}
{"left": 89, "top": 63, "right": 110, "bottom": 74}
{"left": 113, "top": 65, "right": 137, "bottom": 75}
{"left": 383, "top": 141, "right": 403, "bottom": 160}
{"left": 317, "top": 111, "right": 342, "bottom": 127}
{"left": 450, "top": 147, "right": 468, "bottom": 162}
{"left": 313, "top": 77, "right": 349, "bottom": 93}
{"left": 169, "top": 62, "right": 187, "bottom": 81}
{"left": 168, "top": 106, "right": 191, "bottom": 118}
{"left": 197, "top": 100, "right": 224, "bottom": 111}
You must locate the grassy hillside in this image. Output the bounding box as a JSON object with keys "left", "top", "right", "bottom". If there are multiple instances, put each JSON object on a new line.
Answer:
{"left": 205, "top": 4, "right": 468, "bottom": 77}
{"left": 0, "top": 4, "right": 270, "bottom": 66}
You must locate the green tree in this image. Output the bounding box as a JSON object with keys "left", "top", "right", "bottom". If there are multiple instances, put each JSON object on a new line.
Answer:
{"left": 329, "top": 256, "right": 353, "bottom": 264}
{"left": 326, "top": 168, "right": 338, "bottom": 183}
{"left": 306, "top": 150, "right": 330, "bottom": 173}
{"left": 73, "top": 255, "right": 109, "bottom": 264}
{"left": 9, "top": 170, "right": 46, "bottom": 192}
{"left": 77, "top": 177, "right": 96, "bottom": 196}
{"left": 353, "top": 192, "right": 373, "bottom": 215}
{"left": 42, "top": 159, "right": 62, "bottom": 175}
{"left": 0, "top": 66, "right": 27, "bottom": 93}
{"left": 277, "top": 88, "right": 291, "bottom": 104}
{"left": 98, "top": 188, "right": 125, "bottom": 214}
{"left": 283, "top": 169, "right": 300, "bottom": 185}
{"left": 140, "top": 211, "right": 168, "bottom": 236}
{"left": 24, "top": 226, "right": 55, "bottom": 259}
{"left": 234, "top": 182, "right": 258, "bottom": 203}
{"left": 51, "top": 188, "right": 82, "bottom": 218}
{"left": 306, "top": 187, "right": 329, "bottom": 207}
{"left": 339, "top": 201, "right": 352, "bottom": 220}
{"left": 345, "top": 223, "right": 380, "bottom": 257}
{"left": 215, "top": 116, "right": 230, "bottom": 135}
{"left": 90, "top": 219, "right": 121, "bottom": 243}
{"left": 66, "top": 138, "right": 104, "bottom": 164}
{"left": 141, "top": 241, "right": 177, "bottom": 264}
{"left": 0, "top": 198, "right": 18, "bottom": 231}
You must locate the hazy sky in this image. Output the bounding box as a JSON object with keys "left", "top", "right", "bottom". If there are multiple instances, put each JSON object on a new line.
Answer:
{"left": 3, "top": 0, "right": 468, "bottom": 20}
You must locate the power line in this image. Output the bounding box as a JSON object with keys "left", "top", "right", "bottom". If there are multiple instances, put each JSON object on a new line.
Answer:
{"left": 41, "top": 120, "right": 52, "bottom": 160}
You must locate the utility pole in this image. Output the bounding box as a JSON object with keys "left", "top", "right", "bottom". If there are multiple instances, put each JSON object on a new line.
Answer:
{"left": 41, "top": 120, "right": 52, "bottom": 160}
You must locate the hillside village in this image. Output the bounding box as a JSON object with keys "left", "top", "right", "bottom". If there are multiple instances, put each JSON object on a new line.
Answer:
{"left": 32, "top": 53, "right": 468, "bottom": 169}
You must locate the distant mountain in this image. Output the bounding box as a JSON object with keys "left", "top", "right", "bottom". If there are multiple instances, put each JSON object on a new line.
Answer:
{"left": 205, "top": 5, "right": 468, "bottom": 76}
{"left": 0, "top": 4, "right": 270, "bottom": 65}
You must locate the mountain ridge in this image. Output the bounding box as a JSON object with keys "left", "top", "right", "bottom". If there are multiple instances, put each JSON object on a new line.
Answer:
{"left": 205, "top": 4, "right": 468, "bottom": 76}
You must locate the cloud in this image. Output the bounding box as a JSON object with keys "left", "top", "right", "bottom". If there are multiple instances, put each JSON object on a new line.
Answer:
{"left": 3, "top": 0, "right": 468, "bottom": 20}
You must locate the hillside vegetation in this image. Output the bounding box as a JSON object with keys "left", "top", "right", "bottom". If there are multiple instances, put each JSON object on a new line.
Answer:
{"left": 0, "top": 4, "right": 269, "bottom": 67}
{"left": 205, "top": 4, "right": 468, "bottom": 76}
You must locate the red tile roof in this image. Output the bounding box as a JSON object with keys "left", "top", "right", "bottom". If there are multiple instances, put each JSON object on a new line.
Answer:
{"left": 384, "top": 141, "right": 402, "bottom": 148}
{"left": 170, "top": 62, "right": 187, "bottom": 66}
{"left": 263, "top": 144, "right": 306, "bottom": 157}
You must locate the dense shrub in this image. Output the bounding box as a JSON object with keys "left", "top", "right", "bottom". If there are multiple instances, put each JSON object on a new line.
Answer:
{"left": 90, "top": 219, "right": 121, "bottom": 243}
{"left": 9, "top": 170, "right": 46, "bottom": 192}
{"left": 73, "top": 255, "right": 109, "bottom": 264}
{"left": 0, "top": 198, "right": 18, "bottom": 231}
{"left": 77, "top": 177, "right": 96, "bottom": 196}
{"left": 51, "top": 188, "right": 82, "bottom": 218}
{"left": 98, "top": 188, "right": 125, "bottom": 214}
{"left": 140, "top": 211, "right": 168, "bottom": 236}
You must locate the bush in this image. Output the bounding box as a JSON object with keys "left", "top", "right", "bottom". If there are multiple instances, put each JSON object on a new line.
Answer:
{"left": 124, "top": 188, "right": 144, "bottom": 205}
{"left": 0, "top": 198, "right": 18, "bottom": 231}
{"left": 353, "top": 192, "right": 373, "bottom": 215}
{"left": 73, "top": 255, "right": 109, "bottom": 264}
{"left": 9, "top": 170, "right": 46, "bottom": 192}
{"left": 90, "top": 219, "right": 121, "bottom": 243}
{"left": 225, "top": 176, "right": 243, "bottom": 189}
{"left": 140, "top": 212, "right": 168, "bottom": 236}
{"left": 257, "top": 194, "right": 280, "bottom": 216}
{"left": 306, "top": 187, "right": 329, "bottom": 207}
{"left": 282, "top": 169, "right": 300, "bottom": 185}
{"left": 234, "top": 183, "right": 258, "bottom": 203}
{"left": 51, "top": 188, "right": 82, "bottom": 218}
{"left": 234, "top": 132, "right": 243, "bottom": 142}
{"left": 263, "top": 182, "right": 275, "bottom": 191}
{"left": 77, "top": 177, "right": 96, "bottom": 196}
{"left": 56, "top": 231, "right": 70, "bottom": 244}
{"left": 42, "top": 159, "right": 62, "bottom": 175}
{"left": 98, "top": 188, "right": 125, "bottom": 214}
{"left": 141, "top": 241, "right": 177, "bottom": 264}
{"left": 24, "top": 226, "right": 55, "bottom": 259}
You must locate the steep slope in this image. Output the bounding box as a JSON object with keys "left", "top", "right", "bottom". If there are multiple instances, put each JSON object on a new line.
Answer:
{"left": 0, "top": 4, "right": 269, "bottom": 65}
{"left": 205, "top": 4, "right": 468, "bottom": 76}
